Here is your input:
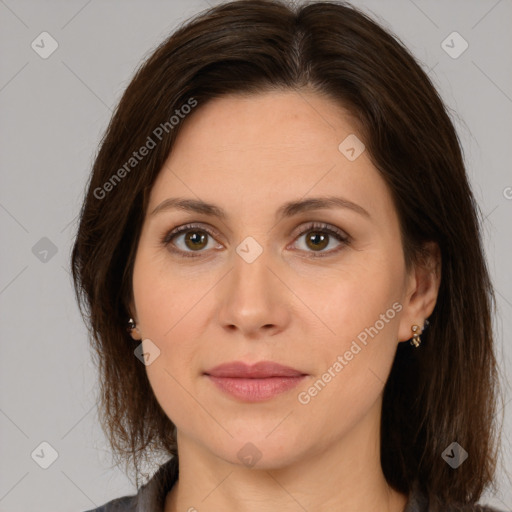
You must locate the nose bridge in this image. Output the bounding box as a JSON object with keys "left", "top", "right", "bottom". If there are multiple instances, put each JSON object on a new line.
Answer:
{"left": 217, "top": 236, "right": 288, "bottom": 334}
{"left": 231, "top": 236, "right": 274, "bottom": 305}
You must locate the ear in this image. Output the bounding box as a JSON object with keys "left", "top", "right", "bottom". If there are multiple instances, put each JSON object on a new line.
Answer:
{"left": 129, "top": 325, "right": 142, "bottom": 341}
{"left": 397, "top": 241, "right": 441, "bottom": 342}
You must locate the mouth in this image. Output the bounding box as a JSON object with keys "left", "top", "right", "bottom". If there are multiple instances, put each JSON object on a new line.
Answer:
{"left": 204, "top": 360, "right": 306, "bottom": 378}
{"left": 203, "top": 360, "right": 308, "bottom": 402}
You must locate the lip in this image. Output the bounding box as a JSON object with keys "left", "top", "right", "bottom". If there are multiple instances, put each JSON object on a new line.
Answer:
{"left": 204, "top": 361, "right": 305, "bottom": 378}
{"left": 204, "top": 361, "right": 308, "bottom": 402}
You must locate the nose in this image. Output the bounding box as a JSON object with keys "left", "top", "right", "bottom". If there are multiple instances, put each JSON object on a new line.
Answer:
{"left": 216, "top": 246, "right": 291, "bottom": 339}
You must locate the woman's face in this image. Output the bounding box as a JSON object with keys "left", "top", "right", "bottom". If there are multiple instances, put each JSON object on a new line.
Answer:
{"left": 130, "top": 90, "right": 429, "bottom": 468}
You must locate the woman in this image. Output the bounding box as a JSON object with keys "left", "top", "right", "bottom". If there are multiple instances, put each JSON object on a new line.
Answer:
{"left": 71, "top": 1, "right": 506, "bottom": 511}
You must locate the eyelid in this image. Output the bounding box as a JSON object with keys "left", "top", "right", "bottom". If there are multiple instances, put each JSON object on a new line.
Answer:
{"left": 288, "top": 221, "right": 350, "bottom": 244}
{"left": 161, "top": 222, "right": 223, "bottom": 258}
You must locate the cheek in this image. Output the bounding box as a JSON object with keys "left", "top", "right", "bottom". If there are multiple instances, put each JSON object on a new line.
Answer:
{"left": 136, "top": 300, "right": 204, "bottom": 431}
{"left": 294, "top": 288, "right": 400, "bottom": 443}
{"left": 131, "top": 251, "right": 198, "bottom": 416}
{"left": 293, "top": 258, "right": 402, "bottom": 400}
{"left": 132, "top": 244, "right": 202, "bottom": 340}
{"left": 293, "top": 253, "right": 402, "bottom": 345}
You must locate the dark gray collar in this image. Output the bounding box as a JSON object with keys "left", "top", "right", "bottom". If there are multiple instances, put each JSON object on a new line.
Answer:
{"left": 133, "top": 456, "right": 179, "bottom": 511}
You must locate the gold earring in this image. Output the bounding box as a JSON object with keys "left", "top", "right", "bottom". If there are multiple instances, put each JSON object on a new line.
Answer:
{"left": 410, "top": 324, "right": 422, "bottom": 348}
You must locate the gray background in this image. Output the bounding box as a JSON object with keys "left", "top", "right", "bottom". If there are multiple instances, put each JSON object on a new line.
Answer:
{"left": 0, "top": 0, "right": 511, "bottom": 510}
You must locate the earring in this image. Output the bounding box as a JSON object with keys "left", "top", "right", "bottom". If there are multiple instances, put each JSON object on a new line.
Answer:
{"left": 410, "top": 325, "right": 421, "bottom": 347}
{"left": 127, "top": 318, "right": 136, "bottom": 332}
{"left": 410, "top": 319, "right": 429, "bottom": 348}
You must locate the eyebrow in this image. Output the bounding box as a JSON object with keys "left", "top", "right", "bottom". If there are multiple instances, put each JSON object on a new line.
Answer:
{"left": 150, "top": 195, "right": 371, "bottom": 220}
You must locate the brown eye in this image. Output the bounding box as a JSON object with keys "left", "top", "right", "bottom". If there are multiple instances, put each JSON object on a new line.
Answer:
{"left": 161, "top": 224, "right": 222, "bottom": 258}
{"left": 305, "top": 231, "right": 329, "bottom": 251}
{"left": 291, "top": 222, "right": 350, "bottom": 257}
{"left": 183, "top": 230, "right": 208, "bottom": 251}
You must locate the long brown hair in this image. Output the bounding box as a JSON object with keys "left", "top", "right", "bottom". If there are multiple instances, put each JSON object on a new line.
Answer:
{"left": 70, "top": 0, "right": 503, "bottom": 506}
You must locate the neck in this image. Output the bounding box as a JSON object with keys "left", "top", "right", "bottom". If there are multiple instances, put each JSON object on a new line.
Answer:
{"left": 164, "top": 399, "right": 408, "bottom": 512}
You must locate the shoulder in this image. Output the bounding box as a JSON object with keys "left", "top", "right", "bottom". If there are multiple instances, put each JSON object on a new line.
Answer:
{"left": 448, "top": 505, "right": 507, "bottom": 512}
{"left": 434, "top": 505, "right": 507, "bottom": 512}
{"left": 80, "top": 456, "right": 179, "bottom": 512}
{"left": 406, "top": 481, "right": 508, "bottom": 512}
{"left": 82, "top": 494, "right": 137, "bottom": 512}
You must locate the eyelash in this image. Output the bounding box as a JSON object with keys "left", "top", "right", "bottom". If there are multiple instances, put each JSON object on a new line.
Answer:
{"left": 160, "top": 222, "right": 351, "bottom": 259}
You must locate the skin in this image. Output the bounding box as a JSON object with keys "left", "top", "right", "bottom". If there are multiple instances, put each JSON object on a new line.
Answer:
{"left": 128, "top": 90, "right": 441, "bottom": 512}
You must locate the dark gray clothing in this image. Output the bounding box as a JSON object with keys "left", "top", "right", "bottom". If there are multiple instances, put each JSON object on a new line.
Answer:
{"left": 84, "top": 456, "right": 506, "bottom": 512}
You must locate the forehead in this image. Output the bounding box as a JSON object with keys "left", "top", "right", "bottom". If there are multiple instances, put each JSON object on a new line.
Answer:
{"left": 171, "top": 90, "right": 357, "bottom": 158}
{"left": 146, "top": 90, "right": 394, "bottom": 225}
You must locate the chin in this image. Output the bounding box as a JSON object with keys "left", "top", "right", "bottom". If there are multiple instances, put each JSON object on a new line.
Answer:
{"left": 214, "top": 431, "right": 305, "bottom": 470}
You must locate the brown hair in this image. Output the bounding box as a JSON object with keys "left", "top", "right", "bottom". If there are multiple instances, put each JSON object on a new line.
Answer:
{"left": 70, "top": 0, "right": 504, "bottom": 506}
